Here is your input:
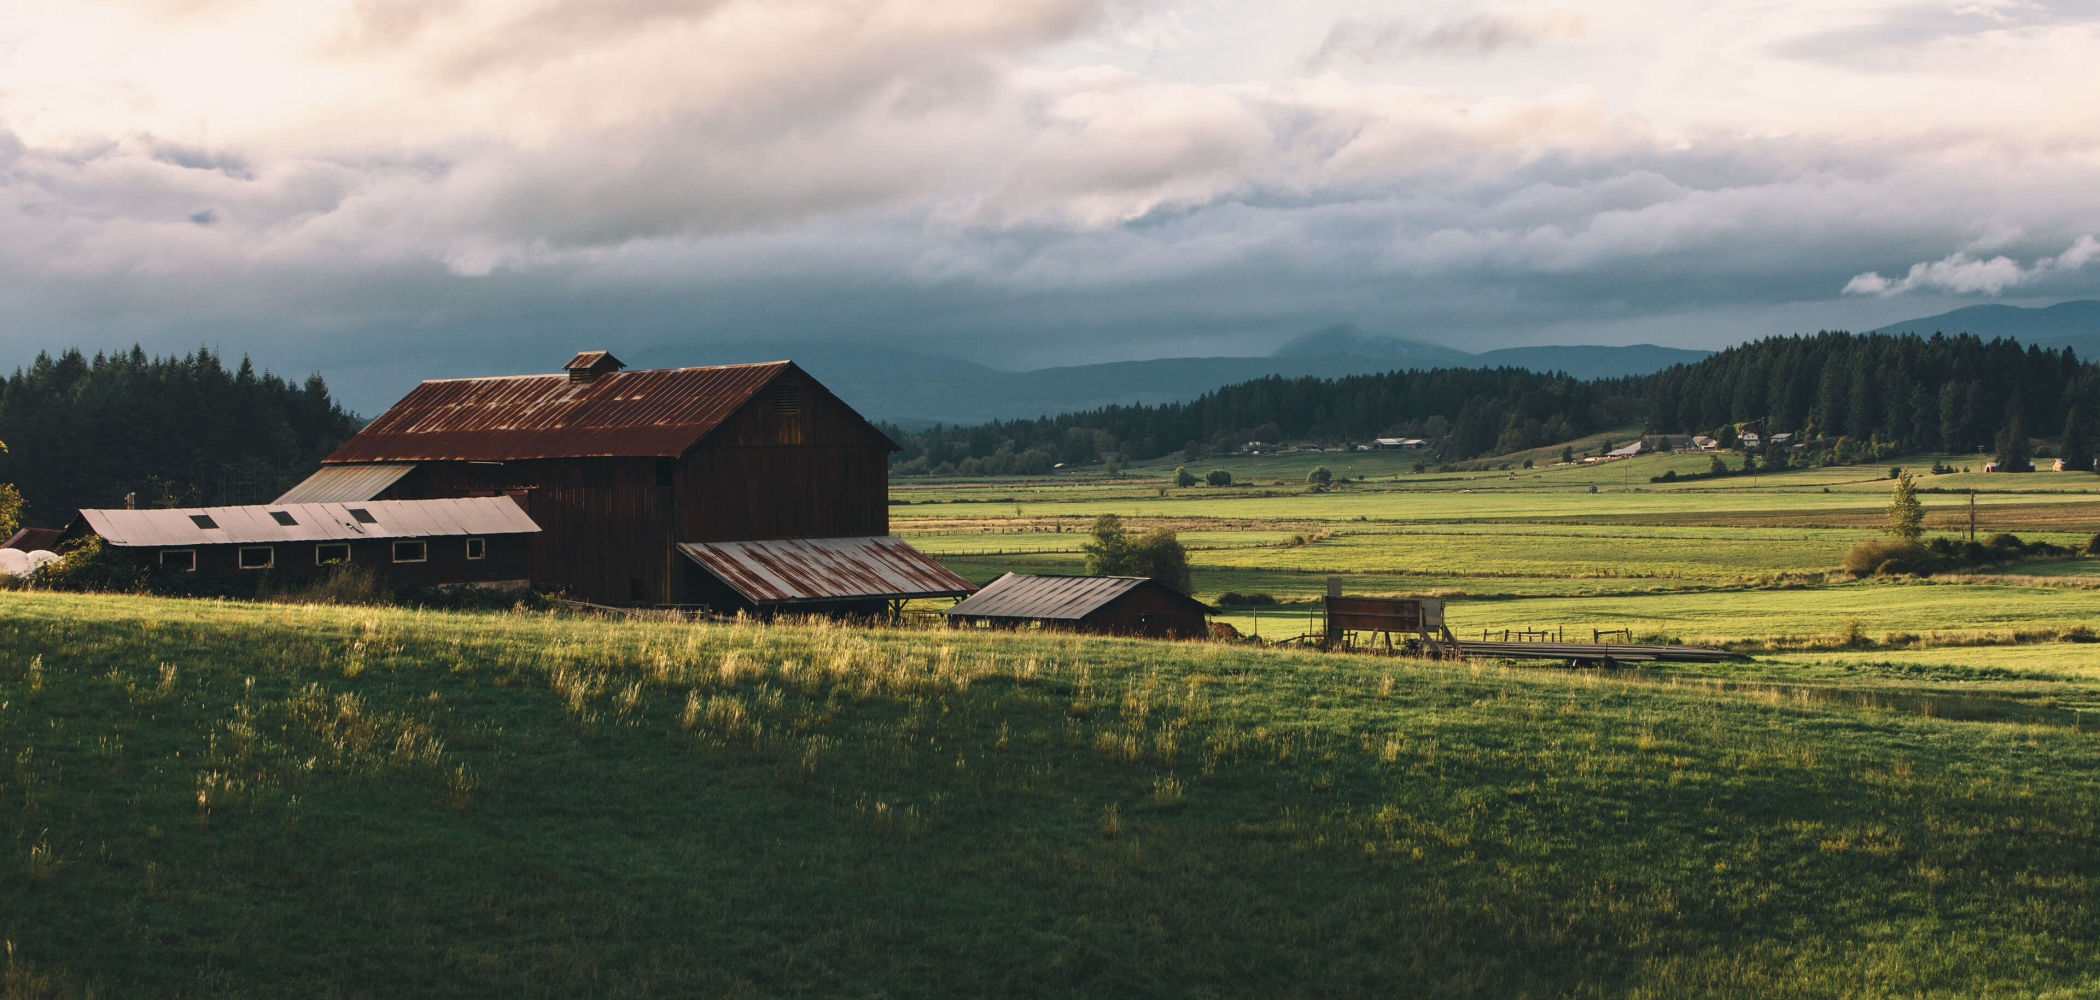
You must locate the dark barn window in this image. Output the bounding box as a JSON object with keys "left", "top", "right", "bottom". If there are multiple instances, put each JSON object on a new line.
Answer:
{"left": 392, "top": 540, "right": 428, "bottom": 563}
{"left": 238, "top": 546, "right": 274, "bottom": 569}
{"left": 772, "top": 385, "right": 799, "bottom": 414}
{"left": 316, "top": 543, "right": 351, "bottom": 565}
{"left": 160, "top": 549, "right": 196, "bottom": 572}
{"left": 465, "top": 537, "right": 486, "bottom": 560}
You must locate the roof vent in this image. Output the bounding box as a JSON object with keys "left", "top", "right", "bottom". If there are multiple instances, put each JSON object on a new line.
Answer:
{"left": 563, "top": 351, "right": 626, "bottom": 383}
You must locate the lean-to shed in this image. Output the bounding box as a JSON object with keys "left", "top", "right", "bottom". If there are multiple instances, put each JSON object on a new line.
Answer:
{"left": 944, "top": 573, "right": 1211, "bottom": 639}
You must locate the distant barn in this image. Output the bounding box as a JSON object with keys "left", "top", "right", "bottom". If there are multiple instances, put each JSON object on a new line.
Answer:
{"left": 60, "top": 498, "right": 538, "bottom": 590}
{"left": 276, "top": 352, "right": 972, "bottom": 610}
{"left": 944, "top": 573, "right": 1211, "bottom": 639}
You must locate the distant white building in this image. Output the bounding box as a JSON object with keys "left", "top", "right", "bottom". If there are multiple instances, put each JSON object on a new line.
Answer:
{"left": 1739, "top": 432, "right": 1761, "bottom": 448}
{"left": 1693, "top": 435, "right": 1717, "bottom": 450}
{"left": 1372, "top": 437, "right": 1429, "bottom": 450}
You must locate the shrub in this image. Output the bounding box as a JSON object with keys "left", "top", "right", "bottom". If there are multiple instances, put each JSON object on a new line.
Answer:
{"left": 33, "top": 536, "right": 150, "bottom": 593}
{"left": 1205, "top": 469, "right": 1232, "bottom": 487}
{"left": 1306, "top": 466, "right": 1331, "bottom": 486}
{"left": 2085, "top": 533, "right": 2100, "bottom": 556}
{"left": 1172, "top": 466, "right": 1198, "bottom": 488}
{"left": 1216, "top": 592, "right": 1278, "bottom": 608}
{"left": 1842, "top": 539, "right": 1933, "bottom": 576}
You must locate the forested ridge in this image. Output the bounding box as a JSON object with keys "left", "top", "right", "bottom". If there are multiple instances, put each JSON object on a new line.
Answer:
{"left": 0, "top": 346, "right": 361, "bottom": 525}
{"left": 889, "top": 331, "right": 2100, "bottom": 475}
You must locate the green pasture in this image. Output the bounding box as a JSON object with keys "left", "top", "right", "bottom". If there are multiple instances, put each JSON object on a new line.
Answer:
{"left": 5, "top": 591, "right": 2100, "bottom": 997}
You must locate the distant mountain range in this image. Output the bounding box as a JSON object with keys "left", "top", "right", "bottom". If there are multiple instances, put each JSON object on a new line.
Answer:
{"left": 1873, "top": 300, "right": 2100, "bottom": 354}
{"left": 629, "top": 331, "right": 1709, "bottom": 427}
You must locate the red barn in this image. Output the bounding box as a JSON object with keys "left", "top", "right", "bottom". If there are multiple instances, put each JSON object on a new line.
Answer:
{"left": 276, "top": 353, "right": 970, "bottom": 611}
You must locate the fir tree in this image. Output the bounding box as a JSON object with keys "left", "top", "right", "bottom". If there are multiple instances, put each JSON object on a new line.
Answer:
{"left": 2062, "top": 405, "right": 2092, "bottom": 473}
{"left": 1885, "top": 471, "right": 1924, "bottom": 541}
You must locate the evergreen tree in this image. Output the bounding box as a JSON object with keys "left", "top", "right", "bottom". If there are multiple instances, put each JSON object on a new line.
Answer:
{"left": 1885, "top": 471, "right": 1924, "bottom": 541}
{"left": 1996, "top": 403, "right": 2032, "bottom": 472}
{"left": 2062, "top": 405, "right": 2092, "bottom": 473}
{"left": 0, "top": 346, "right": 360, "bottom": 522}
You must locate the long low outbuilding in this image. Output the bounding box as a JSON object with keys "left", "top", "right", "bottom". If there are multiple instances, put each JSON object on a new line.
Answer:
{"left": 59, "top": 497, "right": 540, "bottom": 590}
{"left": 944, "top": 573, "right": 1211, "bottom": 639}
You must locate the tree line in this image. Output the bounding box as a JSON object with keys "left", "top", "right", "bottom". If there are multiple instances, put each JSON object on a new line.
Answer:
{"left": 888, "top": 331, "right": 2100, "bottom": 475}
{"left": 0, "top": 346, "right": 362, "bottom": 526}
{"left": 888, "top": 367, "right": 1646, "bottom": 475}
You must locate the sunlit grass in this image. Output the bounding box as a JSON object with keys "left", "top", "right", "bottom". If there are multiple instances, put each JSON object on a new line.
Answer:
{"left": 4, "top": 590, "right": 2100, "bottom": 997}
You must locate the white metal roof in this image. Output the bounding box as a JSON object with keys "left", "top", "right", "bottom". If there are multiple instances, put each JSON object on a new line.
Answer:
{"left": 273, "top": 464, "right": 417, "bottom": 504}
{"left": 677, "top": 536, "right": 975, "bottom": 604}
{"left": 81, "top": 497, "right": 538, "bottom": 548}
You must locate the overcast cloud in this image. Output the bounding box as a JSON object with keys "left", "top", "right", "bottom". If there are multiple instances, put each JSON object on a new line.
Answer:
{"left": 2, "top": 0, "right": 2098, "bottom": 411}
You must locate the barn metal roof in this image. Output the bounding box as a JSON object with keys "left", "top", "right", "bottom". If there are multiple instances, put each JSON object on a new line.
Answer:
{"left": 676, "top": 536, "right": 975, "bottom": 605}
{"left": 81, "top": 497, "right": 539, "bottom": 547}
{"left": 272, "top": 464, "right": 417, "bottom": 504}
{"left": 325, "top": 361, "right": 843, "bottom": 462}
{"left": 944, "top": 573, "right": 1155, "bottom": 621}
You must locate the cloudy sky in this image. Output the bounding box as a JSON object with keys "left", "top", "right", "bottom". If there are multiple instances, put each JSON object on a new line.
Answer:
{"left": 2, "top": 0, "right": 2098, "bottom": 411}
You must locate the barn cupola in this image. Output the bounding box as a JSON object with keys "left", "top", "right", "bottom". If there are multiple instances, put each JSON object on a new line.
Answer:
{"left": 563, "top": 351, "right": 626, "bottom": 383}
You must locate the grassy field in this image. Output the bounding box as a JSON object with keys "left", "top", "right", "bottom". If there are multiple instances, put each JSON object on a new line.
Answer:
{"left": 897, "top": 451, "right": 2100, "bottom": 673}
{"left": 4, "top": 591, "right": 2099, "bottom": 997}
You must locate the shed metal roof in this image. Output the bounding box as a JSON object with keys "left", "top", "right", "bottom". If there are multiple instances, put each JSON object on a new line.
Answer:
{"left": 676, "top": 536, "right": 974, "bottom": 605}
{"left": 273, "top": 463, "right": 418, "bottom": 504}
{"left": 325, "top": 360, "right": 894, "bottom": 463}
{"left": 81, "top": 497, "right": 539, "bottom": 547}
{"left": 944, "top": 573, "right": 1166, "bottom": 621}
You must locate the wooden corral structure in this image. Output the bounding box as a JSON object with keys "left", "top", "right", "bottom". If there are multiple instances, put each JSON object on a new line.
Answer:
{"left": 60, "top": 498, "right": 538, "bottom": 590}
{"left": 945, "top": 573, "right": 1211, "bottom": 639}
{"left": 273, "top": 352, "right": 958, "bottom": 608}
{"left": 1323, "top": 593, "right": 1459, "bottom": 656}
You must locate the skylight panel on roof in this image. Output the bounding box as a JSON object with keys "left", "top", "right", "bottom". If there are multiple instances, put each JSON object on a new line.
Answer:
{"left": 347, "top": 508, "right": 378, "bottom": 524}
{"left": 189, "top": 514, "right": 219, "bottom": 529}
{"left": 270, "top": 511, "right": 297, "bottom": 526}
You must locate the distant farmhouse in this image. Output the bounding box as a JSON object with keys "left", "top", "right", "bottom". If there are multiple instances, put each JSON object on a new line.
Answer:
{"left": 271, "top": 353, "right": 971, "bottom": 612}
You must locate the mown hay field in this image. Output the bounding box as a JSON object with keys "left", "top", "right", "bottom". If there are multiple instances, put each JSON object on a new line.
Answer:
{"left": 2, "top": 592, "right": 2098, "bottom": 998}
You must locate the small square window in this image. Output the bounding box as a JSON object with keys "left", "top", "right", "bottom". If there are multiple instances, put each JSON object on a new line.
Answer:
{"left": 347, "top": 508, "right": 378, "bottom": 524}
{"left": 189, "top": 514, "right": 219, "bottom": 530}
{"left": 316, "top": 543, "right": 351, "bottom": 565}
{"left": 270, "top": 511, "right": 298, "bottom": 526}
{"left": 392, "top": 540, "right": 427, "bottom": 563}
{"left": 238, "top": 546, "right": 274, "bottom": 569}
{"left": 160, "top": 549, "right": 196, "bottom": 572}
{"left": 465, "top": 537, "right": 486, "bottom": 560}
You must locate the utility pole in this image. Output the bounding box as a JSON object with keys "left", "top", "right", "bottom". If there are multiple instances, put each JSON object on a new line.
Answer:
{"left": 1968, "top": 489, "right": 1977, "bottom": 541}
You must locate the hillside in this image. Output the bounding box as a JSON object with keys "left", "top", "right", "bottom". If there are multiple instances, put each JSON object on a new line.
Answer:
{"left": 3, "top": 591, "right": 2096, "bottom": 997}
{"left": 628, "top": 339, "right": 1708, "bottom": 427}
{"left": 1874, "top": 300, "right": 2100, "bottom": 353}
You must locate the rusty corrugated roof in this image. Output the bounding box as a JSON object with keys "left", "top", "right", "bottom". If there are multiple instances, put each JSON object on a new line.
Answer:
{"left": 82, "top": 497, "right": 539, "bottom": 547}
{"left": 326, "top": 362, "right": 793, "bottom": 462}
{"left": 273, "top": 464, "right": 417, "bottom": 504}
{"left": 943, "top": 573, "right": 1148, "bottom": 620}
{"left": 677, "top": 536, "right": 975, "bottom": 604}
